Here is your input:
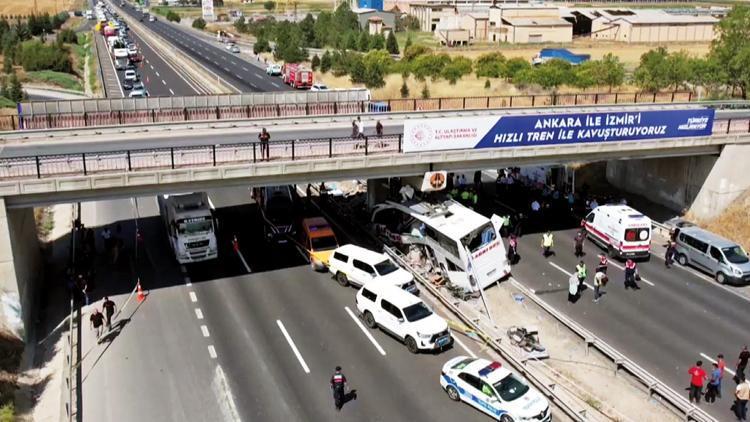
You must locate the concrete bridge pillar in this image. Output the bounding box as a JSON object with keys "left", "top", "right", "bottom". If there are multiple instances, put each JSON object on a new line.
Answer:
{"left": 0, "top": 199, "right": 42, "bottom": 341}
{"left": 367, "top": 178, "right": 390, "bottom": 210}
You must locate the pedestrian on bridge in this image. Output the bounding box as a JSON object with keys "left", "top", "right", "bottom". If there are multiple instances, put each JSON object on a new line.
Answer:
{"left": 541, "top": 231, "right": 554, "bottom": 258}
{"left": 258, "top": 128, "right": 270, "bottom": 161}
{"left": 688, "top": 360, "right": 707, "bottom": 404}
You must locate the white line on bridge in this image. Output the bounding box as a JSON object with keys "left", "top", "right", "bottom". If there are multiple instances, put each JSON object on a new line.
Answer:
{"left": 208, "top": 345, "right": 217, "bottom": 359}
{"left": 276, "top": 320, "right": 311, "bottom": 374}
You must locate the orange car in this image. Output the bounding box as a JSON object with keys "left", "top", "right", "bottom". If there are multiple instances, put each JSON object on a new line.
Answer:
{"left": 301, "top": 217, "right": 339, "bottom": 271}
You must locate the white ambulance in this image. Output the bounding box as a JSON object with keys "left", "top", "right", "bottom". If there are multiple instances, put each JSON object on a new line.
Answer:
{"left": 582, "top": 204, "right": 651, "bottom": 259}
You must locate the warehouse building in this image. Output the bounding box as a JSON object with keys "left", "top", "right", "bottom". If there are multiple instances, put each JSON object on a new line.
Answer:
{"left": 587, "top": 9, "right": 718, "bottom": 42}
{"left": 488, "top": 4, "right": 573, "bottom": 44}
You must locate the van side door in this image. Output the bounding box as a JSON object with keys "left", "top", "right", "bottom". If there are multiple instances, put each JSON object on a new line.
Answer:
{"left": 709, "top": 246, "right": 727, "bottom": 275}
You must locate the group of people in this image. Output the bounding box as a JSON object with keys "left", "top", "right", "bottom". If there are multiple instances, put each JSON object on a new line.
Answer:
{"left": 89, "top": 296, "right": 117, "bottom": 341}
{"left": 688, "top": 347, "right": 750, "bottom": 420}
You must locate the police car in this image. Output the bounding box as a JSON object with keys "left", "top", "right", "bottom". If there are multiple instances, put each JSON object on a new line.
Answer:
{"left": 440, "top": 356, "right": 551, "bottom": 422}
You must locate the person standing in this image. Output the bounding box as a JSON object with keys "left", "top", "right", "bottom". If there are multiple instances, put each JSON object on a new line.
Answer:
{"left": 90, "top": 309, "right": 105, "bottom": 340}
{"left": 507, "top": 234, "right": 518, "bottom": 265}
{"left": 596, "top": 253, "right": 608, "bottom": 274}
{"left": 102, "top": 297, "right": 116, "bottom": 331}
{"left": 375, "top": 120, "right": 383, "bottom": 137}
{"left": 624, "top": 259, "right": 640, "bottom": 290}
{"left": 541, "top": 231, "right": 554, "bottom": 258}
{"left": 574, "top": 231, "right": 585, "bottom": 257}
{"left": 688, "top": 360, "right": 707, "bottom": 404}
{"left": 567, "top": 273, "right": 579, "bottom": 304}
{"left": 665, "top": 241, "right": 676, "bottom": 268}
{"left": 593, "top": 271, "right": 607, "bottom": 303}
{"left": 356, "top": 116, "right": 365, "bottom": 139}
{"left": 718, "top": 354, "right": 726, "bottom": 398}
{"left": 737, "top": 346, "right": 750, "bottom": 382}
{"left": 706, "top": 363, "right": 721, "bottom": 403}
{"left": 575, "top": 260, "right": 587, "bottom": 290}
{"left": 258, "top": 128, "right": 270, "bottom": 161}
{"left": 735, "top": 375, "right": 750, "bottom": 421}
{"left": 330, "top": 366, "right": 347, "bottom": 411}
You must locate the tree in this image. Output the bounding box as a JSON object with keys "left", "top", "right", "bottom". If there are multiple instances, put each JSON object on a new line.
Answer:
{"left": 441, "top": 56, "right": 472, "bottom": 84}
{"left": 361, "top": 49, "right": 392, "bottom": 88}
{"left": 253, "top": 37, "right": 270, "bottom": 54}
{"left": 484, "top": 79, "right": 490, "bottom": 89}
{"left": 320, "top": 50, "right": 332, "bottom": 72}
{"left": 598, "top": 53, "right": 625, "bottom": 92}
{"left": 234, "top": 16, "right": 246, "bottom": 33}
{"left": 0, "top": 77, "right": 7, "bottom": 98}
{"left": 3, "top": 54, "right": 11, "bottom": 74}
{"left": 402, "top": 15, "right": 420, "bottom": 31}
{"left": 311, "top": 53, "right": 320, "bottom": 70}
{"left": 475, "top": 52, "right": 505, "bottom": 78}
{"left": 370, "top": 34, "right": 385, "bottom": 51}
{"left": 664, "top": 51, "right": 691, "bottom": 90}
{"left": 264, "top": 1, "right": 276, "bottom": 11}
{"left": 400, "top": 79, "right": 409, "bottom": 98}
{"left": 421, "top": 84, "right": 430, "bottom": 99}
{"left": 348, "top": 54, "right": 367, "bottom": 84}
{"left": 688, "top": 56, "right": 725, "bottom": 98}
{"left": 634, "top": 47, "right": 670, "bottom": 92}
{"left": 402, "top": 44, "right": 430, "bottom": 62}
{"left": 532, "top": 59, "right": 573, "bottom": 91}
{"left": 313, "top": 11, "right": 333, "bottom": 48}
{"left": 357, "top": 31, "right": 370, "bottom": 52}
{"left": 343, "top": 31, "right": 358, "bottom": 50}
{"left": 299, "top": 13, "right": 316, "bottom": 47}
{"left": 572, "top": 61, "right": 596, "bottom": 90}
{"left": 501, "top": 57, "right": 531, "bottom": 81}
{"left": 411, "top": 53, "right": 450, "bottom": 81}
{"left": 57, "top": 28, "right": 77, "bottom": 44}
{"left": 710, "top": 5, "right": 750, "bottom": 98}
{"left": 404, "top": 33, "right": 412, "bottom": 51}
{"left": 192, "top": 17, "right": 206, "bottom": 30}
{"left": 7, "top": 72, "right": 22, "bottom": 102}
{"left": 166, "top": 11, "right": 181, "bottom": 23}
{"left": 386, "top": 31, "right": 399, "bottom": 55}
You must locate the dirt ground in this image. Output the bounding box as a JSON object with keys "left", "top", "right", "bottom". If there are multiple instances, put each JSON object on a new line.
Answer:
{"left": 0, "top": 0, "right": 81, "bottom": 15}
{"left": 687, "top": 190, "right": 750, "bottom": 251}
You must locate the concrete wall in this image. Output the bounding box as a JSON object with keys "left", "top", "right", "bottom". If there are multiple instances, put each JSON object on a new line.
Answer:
{"left": 606, "top": 155, "right": 717, "bottom": 213}
{"left": 688, "top": 144, "right": 750, "bottom": 219}
{"left": 0, "top": 200, "right": 42, "bottom": 341}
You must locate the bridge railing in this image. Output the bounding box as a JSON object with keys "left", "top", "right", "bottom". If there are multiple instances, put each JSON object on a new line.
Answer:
{"left": 2, "top": 117, "right": 750, "bottom": 181}
{"left": 0, "top": 91, "right": 704, "bottom": 131}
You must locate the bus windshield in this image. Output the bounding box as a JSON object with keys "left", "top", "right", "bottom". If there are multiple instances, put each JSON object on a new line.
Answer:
{"left": 177, "top": 217, "right": 213, "bottom": 235}
{"left": 461, "top": 223, "right": 497, "bottom": 253}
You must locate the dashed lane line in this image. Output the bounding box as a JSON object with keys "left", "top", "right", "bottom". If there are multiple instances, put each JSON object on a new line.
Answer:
{"left": 276, "top": 320, "right": 311, "bottom": 374}
{"left": 271, "top": 82, "right": 280, "bottom": 88}
{"left": 169, "top": 88, "right": 175, "bottom": 95}
{"left": 344, "top": 306, "right": 386, "bottom": 356}
{"left": 208, "top": 345, "right": 217, "bottom": 359}
{"left": 201, "top": 325, "right": 210, "bottom": 337}
{"left": 189, "top": 291, "right": 198, "bottom": 302}
{"left": 195, "top": 308, "right": 204, "bottom": 320}
{"left": 155, "top": 71, "right": 160, "bottom": 77}
{"left": 162, "top": 79, "right": 166, "bottom": 85}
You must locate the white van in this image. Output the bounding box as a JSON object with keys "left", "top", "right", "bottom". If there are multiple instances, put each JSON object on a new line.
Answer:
{"left": 356, "top": 282, "right": 451, "bottom": 353}
{"left": 328, "top": 244, "right": 418, "bottom": 294}
{"left": 582, "top": 205, "right": 651, "bottom": 259}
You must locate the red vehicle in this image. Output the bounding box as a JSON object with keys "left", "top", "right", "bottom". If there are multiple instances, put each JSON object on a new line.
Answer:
{"left": 129, "top": 53, "right": 143, "bottom": 63}
{"left": 281, "top": 63, "right": 313, "bottom": 89}
{"left": 103, "top": 25, "right": 116, "bottom": 37}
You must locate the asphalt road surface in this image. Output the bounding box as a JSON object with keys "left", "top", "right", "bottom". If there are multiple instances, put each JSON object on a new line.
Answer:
{"left": 115, "top": 1, "right": 289, "bottom": 93}
{"left": 77, "top": 189, "right": 499, "bottom": 422}
{"left": 489, "top": 189, "right": 747, "bottom": 422}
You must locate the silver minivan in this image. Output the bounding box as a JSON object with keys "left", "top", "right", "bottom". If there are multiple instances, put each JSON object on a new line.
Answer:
{"left": 673, "top": 226, "right": 750, "bottom": 284}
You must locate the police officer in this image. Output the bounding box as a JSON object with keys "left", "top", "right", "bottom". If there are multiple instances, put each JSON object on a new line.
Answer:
{"left": 330, "top": 366, "right": 347, "bottom": 411}
{"left": 624, "top": 259, "right": 640, "bottom": 290}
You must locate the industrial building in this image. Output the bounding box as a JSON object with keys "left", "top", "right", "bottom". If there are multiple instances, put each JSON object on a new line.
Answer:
{"left": 489, "top": 4, "right": 573, "bottom": 44}
{"left": 586, "top": 9, "right": 718, "bottom": 43}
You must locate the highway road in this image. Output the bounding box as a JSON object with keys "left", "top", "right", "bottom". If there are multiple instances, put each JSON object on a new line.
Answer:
{"left": 115, "top": 1, "right": 290, "bottom": 93}
{"left": 490, "top": 190, "right": 747, "bottom": 422}
{"left": 77, "top": 189, "right": 509, "bottom": 422}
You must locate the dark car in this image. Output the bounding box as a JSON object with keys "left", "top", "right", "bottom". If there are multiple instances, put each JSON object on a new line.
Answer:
{"left": 124, "top": 61, "right": 137, "bottom": 70}
{"left": 132, "top": 81, "right": 145, "bottom": 91}
{"left": 122, "top": 80, "right": 134, "bottom": 90}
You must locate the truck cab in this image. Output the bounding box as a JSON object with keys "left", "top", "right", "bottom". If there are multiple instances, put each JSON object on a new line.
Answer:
{"left": 254, "top": 185, "right": 297, "bottom": 244}
{"left": 158, "top": 193, "right": 219, "bottom": 264}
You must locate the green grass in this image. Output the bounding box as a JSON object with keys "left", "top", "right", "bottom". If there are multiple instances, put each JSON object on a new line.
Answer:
{"left": 0, "top": 402, "right": 13, "bottom": 422}
{"left": 25, "top": 70, "right": 83, "bottom": 91}
{"left": 395, "top": 31, "right": 439, "bottom": 51}
{"left": 0, "top": 96, "right": 15, "bottom": 108}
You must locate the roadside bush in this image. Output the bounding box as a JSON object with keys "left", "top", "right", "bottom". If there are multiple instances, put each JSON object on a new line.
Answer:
{"left": 166, "top": 11, "right": 181, "bottom": 23}
{"left": 192, "top": 18, "right": 206, "bottom": 30}
{"left": 18, "top": 40, "right": 71, "bottom": 73}
{"left": 57, "top": 28, "right": 77, "bottom": 44}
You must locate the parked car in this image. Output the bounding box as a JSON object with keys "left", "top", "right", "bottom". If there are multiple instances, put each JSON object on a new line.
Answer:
{"left": 132, "top": 81, "right": 145, "bottom": 91}
{"left": 440, "top": 356, "right": 551, "bottom": 422}
{"left": 127, "top": 45, "right": 138, "bottom": 56}
{"left": 229, "top": 45, "right": 240, "bottom": 54}
{"left": 129, "top": 88, "right": 148, "bottom": 98}
{"left": 148, "top": 15, "right": 156, "bottom": 22}
{"left": 300, "top": 217, "right": 339, "bottom": 271}
{"left": 311, "top": 83, "right": 328, "bottom": 91}
{"left": 582, "top": 204, "right": 651, "bottom": 259}
{"left": 355, "top": 281, "right": 450, "bottom": 353}
{"left": 122, "top": 80, "right": 133, "bottom": 90}
{"left": 124, "top": 69, "right": 138, "bottom": 81}
{"left": 265, "top": 63, "right": 281, "bottom": 76}
{"left": 114, "top": 59, "right": 126, "bottom": 70}
{"left": 673, "top": 226, "right": 750, "bottom": 284}
{"left": 328, "top": 244, "right": 418, "bottom": 294}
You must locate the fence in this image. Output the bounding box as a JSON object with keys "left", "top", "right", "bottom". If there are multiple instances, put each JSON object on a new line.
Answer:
{"left": 0, "top": 91, "right": 699, "bottom": 131}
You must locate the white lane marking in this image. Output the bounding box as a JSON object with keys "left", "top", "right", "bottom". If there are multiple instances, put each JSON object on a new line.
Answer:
{"left": 344, "top": 306, "right": 386, "bottom": 356}
{"left": 149, "top": 64, "right": 154, "bottom": 70}
{"left": 654, "top": 252, "right": 750, "bottom": 303}
{"left": 242, "top": 67, "right": 249, "bottom": 71}
{"left": 212, "top": 365, "right": 241, "bottom": 422}
{"left": 208, "top": 345, "right": 217, "bottom": 359}
{"left": 700, "top": 353, "right": 736, "bottom": 376}
{"left": 452, "top": 334, "right": 477, "bottom": 359}
{"left": 195, "top": 308, "right": 204, "bottom": 320}
{"left": 254, "top": 74, "right": 262, "bottom": 79}
{"left": 169, "top": 88, "right": 175, "bottom": 95}
{"left": 609, "top": 262, "right": 655, "bottom": 286}
{"left": 185, "top": 276, "right": 192, "bottom": 286}
{"left": 161, "top": 79, "right": 166, "bottom": 85}
{"left": 155, "top": 71, "right": 160, "bottom": 77}
{"left": 230, "top": 61, "right": 237, "bottom": 65}
{"left": 223, "top": 67, "right": 230, "bottom": 72}
{"left": 235, "top": 74, "right": 242, "bottom": 79}
{"left": 189, "top": 291, "right": 198, "bottom": 302}
{"left": 272, "top": 82, "right": 280, "bottom": 88}
{"left": 201, "top": 325, "right": 210, "bottom": 337}
{"left": 145, "top": 59, "right": 150, "bottom": 64}
{"left": 549, "top": 262, "right": 594, "bottom": 290}
{"left": 276, "top": 320, "right": 311, "bottom": 374}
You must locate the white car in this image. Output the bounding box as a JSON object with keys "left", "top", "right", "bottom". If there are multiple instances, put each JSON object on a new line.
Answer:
{"left": 148, "top": 15, "right": 156, "bottom": 22}
{"left": 129, "top": 88, "right": 148, "bottom": 98}
{"left": 355, "top": 281, "right": 449, "bottom": 353}
{"left": 310, "top": 83, "right": 328, "bottom": 91}
{"left": 266, "top": 63, "right": 281, "bottom": 76}
{"left": 440, "top": 356, "right": 551, "bottom": 422}
{"left": 225, "top": 43, "right": 240, "bottom": 53}
{"left": 123, "top": 69, "right": 138, "bottom": 81}
{"left": 127, "top": 45, "right": 138, "bottom": 55}
{"left": 328, "top": 244, "right": 418, "bottom": 294}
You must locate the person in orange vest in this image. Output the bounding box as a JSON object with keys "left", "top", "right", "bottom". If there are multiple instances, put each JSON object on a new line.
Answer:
{"left": 624, "top": 259, "right": 641, "bottom": 290}
{"left": 596, "top": 253, "right": 608, "bottom": 274}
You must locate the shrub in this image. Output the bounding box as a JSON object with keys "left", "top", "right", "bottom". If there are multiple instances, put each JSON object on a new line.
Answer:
{"left": 19, "top": 40, "right": 71, "bottom": 73}
{"left": 192, "top": 18, "right": 206, "bottom": 30}
{"left": 57, "top": 28, "right": 77, "bottom": 44}
{"left": 166, "top": 11, "right": 181, "bottom": 23}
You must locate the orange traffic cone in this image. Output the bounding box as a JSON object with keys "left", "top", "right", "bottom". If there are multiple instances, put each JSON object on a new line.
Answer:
{"left": 137, "top": 281, "right": 146, "bottom": 303}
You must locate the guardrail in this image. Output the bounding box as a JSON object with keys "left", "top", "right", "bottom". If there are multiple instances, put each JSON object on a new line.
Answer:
{"left": 0, "top": 90, "right": 710, "bottom": 131}
{"left": 384, "top": 246, "right": 587, "bottom": 422}
{"left": 509, "top": 279, "right": 715, "bottom": 422}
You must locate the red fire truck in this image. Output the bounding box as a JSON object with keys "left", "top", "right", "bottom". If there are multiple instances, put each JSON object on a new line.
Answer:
{"left": 281, "top": 63, "right": 313, "bottom": 89}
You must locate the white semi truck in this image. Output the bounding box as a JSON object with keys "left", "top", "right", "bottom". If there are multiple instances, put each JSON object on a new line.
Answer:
{"left": 158, "top": 192, "right": 218, "bottom": 264}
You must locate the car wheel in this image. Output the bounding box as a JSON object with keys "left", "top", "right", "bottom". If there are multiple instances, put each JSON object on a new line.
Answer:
{"left": 677, "top": 254, "right": 688, "bottom": 266}
{"left": 500, "top": 415, "right": 515, "bottom": 422}
{"left": 336, "top": 272, "right": 349, "bottom": 287}
{"left": 445, "top": 385, "right": 460, "bottom": 401}
{"left": 716, "top": 272, "right": 727, "bottom": 285}
{"left": 363, "top": 311, "right": 376, "bottom": 328}
{"left": 405, "top": 336, "right": 418, "bottom": 354}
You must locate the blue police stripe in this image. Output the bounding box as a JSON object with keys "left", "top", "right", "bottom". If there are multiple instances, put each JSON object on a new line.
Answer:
{"left": 442, "top": 375, "right": 506, "bottom": 419}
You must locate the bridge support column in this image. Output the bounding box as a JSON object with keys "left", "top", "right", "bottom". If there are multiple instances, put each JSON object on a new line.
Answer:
{"left": 0, "top": 199, "right": 42, "bottom": 341}
{"left": 367, "top": 178, "right": 390, "bottom": 211}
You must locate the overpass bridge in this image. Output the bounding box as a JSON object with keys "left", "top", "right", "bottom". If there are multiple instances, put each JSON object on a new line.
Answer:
{"left": 0, "top": 103, "right": 749, "bottom": 207}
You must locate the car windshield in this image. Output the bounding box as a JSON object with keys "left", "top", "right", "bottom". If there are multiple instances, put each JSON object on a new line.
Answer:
{"left": 267, "top": 197, "right": 292, "bottom": 224}
{"left": 461, "top": 222, "right": 497, "bottom": 253}
{"left": 374, "top": 259, "right": 399, "bottom": 276}
{"left": 310, "top": 235, "right": 338, "bottom": 251}
{"left": 723, "top": 246, "right": 750, "bottom": 264}
{"left": 493, "top": 374, "right": 530, "bottom": 402}
{"left": 177, "top": 218, "right": 213, "bottom": 235}
{"left": 403, "top": 302, "right": 432, "bottom": 322}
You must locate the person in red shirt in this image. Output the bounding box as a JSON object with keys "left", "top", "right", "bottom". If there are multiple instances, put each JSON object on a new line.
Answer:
{"left": 688, "top": 360, "right": 707, "bottom": 404}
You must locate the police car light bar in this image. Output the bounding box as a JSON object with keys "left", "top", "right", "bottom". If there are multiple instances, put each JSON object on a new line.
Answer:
{"left": 478, "top": 361, "right": 502, "bottom": 377}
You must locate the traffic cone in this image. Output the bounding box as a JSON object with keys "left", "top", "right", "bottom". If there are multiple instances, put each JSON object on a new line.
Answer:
{"left": 232, "top": 235, "right": 239, "bottom": 253}
{"left": 136, "top": 281, "right": 146, "bottom": 303}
